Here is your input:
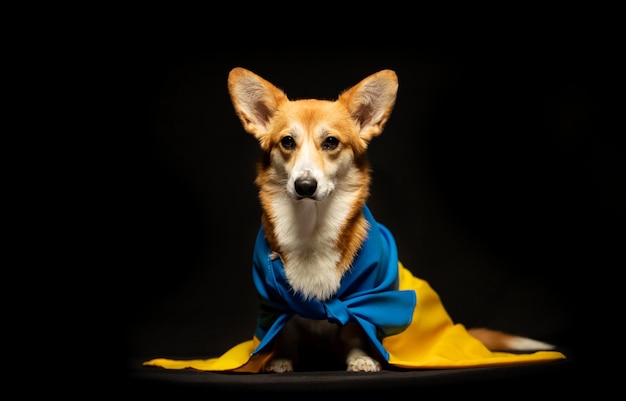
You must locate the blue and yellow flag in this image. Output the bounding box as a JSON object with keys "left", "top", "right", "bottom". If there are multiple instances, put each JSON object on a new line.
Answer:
{"left": 144, "top": 206, "right": 565, "bottom": 372}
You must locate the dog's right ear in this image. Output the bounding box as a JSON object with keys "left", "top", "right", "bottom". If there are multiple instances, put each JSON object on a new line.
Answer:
{"left": 227, "top": 67, "right": 288, "bottom": 147}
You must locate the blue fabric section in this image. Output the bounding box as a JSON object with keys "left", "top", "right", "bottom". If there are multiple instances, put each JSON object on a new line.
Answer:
{"left": 251, "top": 205, "right": 416, "bottom": 361}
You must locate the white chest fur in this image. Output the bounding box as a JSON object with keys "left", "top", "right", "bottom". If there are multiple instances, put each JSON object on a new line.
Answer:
{"left": 269, "top": 192, "right": 356, "bottom": 301}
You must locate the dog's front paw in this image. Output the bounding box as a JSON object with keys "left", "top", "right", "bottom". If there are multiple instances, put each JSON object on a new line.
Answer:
{"left": 346, "top": 349, "right": 382, "bottom": 372}
{"left": 265, "top": 358, "right": 294, "bottom": 373}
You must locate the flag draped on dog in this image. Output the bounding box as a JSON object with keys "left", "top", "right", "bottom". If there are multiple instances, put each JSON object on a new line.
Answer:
{"left": 143, "top": 206, "right": 565, "bottom": 372}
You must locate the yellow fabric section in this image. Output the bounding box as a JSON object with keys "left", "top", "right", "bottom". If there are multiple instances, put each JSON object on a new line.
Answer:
{"left": 383, "top": 264, "right": 566, "bottom": 368}
{"left": 143, "top": 337, "right": 274, "bottom": 372}
{"left": 142, "top": 262, "right": 565, "bottom": 372}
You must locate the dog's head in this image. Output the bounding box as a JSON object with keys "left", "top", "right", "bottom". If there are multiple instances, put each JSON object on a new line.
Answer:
{"left": 227, "top": 67, "right": 398, "bottom": 202}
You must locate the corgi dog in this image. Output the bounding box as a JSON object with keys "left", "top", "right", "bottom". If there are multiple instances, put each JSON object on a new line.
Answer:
{"left": 226, "top": 67, "right": 555, "bottom": 373}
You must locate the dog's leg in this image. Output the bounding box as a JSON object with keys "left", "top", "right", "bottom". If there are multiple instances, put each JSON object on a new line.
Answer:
{"left": 265, "top": 317, "right": 300, "bottom": 373}
{"left": 341, "top": 322, "right": 382, "bottom": 372}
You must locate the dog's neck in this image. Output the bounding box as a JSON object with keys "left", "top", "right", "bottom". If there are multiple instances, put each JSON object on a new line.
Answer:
{"left": 261, "top": 188, "right": 368, "bottom": 301}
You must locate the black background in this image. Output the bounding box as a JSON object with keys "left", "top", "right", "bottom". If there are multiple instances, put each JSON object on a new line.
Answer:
{"left": 109, "top": 37, "right": 621, "bottom": 380}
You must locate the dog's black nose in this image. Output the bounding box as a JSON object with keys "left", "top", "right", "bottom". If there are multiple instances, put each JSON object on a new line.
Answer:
{"left": 294, "top": 178, "right": 317, "bottom": 198}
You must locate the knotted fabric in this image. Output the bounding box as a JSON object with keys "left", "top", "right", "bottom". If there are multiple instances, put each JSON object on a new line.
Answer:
{"left": 251, "top": 205, "right": 416, "bottom": 362}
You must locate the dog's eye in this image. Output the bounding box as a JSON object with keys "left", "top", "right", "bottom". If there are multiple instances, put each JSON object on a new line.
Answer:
{"left": 280, "top": 136, "right": 296, "bottom": 150}
{"left": 322, "top": 136, "right": 339, "bottom": 150}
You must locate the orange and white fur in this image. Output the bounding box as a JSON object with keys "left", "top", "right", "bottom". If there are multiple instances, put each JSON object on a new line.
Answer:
{"left": 227, "top": 67, "right": 555, "bottom": 373}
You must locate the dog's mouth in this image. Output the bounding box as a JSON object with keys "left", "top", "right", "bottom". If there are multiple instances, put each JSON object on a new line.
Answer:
{"left": 295, "top": 194, "right": 319, "bottom": 201}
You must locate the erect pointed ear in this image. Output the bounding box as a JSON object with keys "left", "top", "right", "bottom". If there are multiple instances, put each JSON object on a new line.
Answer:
{"left": 338, "top": 69, "right": 398, "bottom": 143}
{"left": 227, "top": 67, "right": 289, "bottom": 144}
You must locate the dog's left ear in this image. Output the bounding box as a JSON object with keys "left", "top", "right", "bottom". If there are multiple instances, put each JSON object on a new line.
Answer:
{"left": 338, "top": 69, "right": 398, "bottom": 143}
